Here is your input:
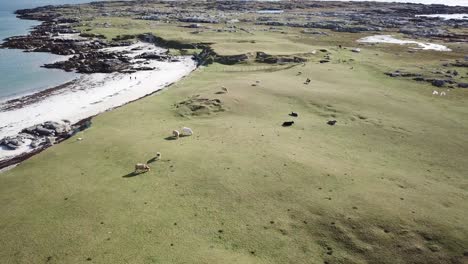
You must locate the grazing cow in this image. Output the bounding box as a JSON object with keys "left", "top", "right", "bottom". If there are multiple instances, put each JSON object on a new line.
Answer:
{"left": 172, "top": 130, "right": 180, "bottom": 139}
{"left": 181, "top": 127, "right": 193, "bottom": 136}
{"left": 282, "top": 121, "right": 294, "bottom": 127}
{"left": 135, "top": 163, "right": 150, "bottom": 172}
{"left": 289, "top": 112, "right": 298, "bottom": 117}
{"left": 440, "top": 91, "right": 446, "bottom": 96}
{"left": 327, "top": 120, "right": 337, "bottom": 126}
{"left": 432, "top": 90, "right": 439, "bottom": 95}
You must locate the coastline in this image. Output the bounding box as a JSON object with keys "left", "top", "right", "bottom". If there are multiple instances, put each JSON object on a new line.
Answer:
{"left": 0, "top": 49, "right": 197, "bottom": 168}
{"left": 0, "top": 10, "right": 198, "bottom": 169}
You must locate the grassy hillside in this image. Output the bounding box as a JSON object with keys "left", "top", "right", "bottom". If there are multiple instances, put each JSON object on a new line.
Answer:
{"left": 1, "top": 12, "right": 468, "bottom": 264}
{"left": 1, "top": 60, "right": 467, "bottom": 264}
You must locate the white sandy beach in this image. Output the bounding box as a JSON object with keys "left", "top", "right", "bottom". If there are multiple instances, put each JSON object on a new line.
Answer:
{"left": 0, "top": 42, "right": 197, "bottom": 161}
{"left": 357, "top": 35, "right": 452, "bottom": 51}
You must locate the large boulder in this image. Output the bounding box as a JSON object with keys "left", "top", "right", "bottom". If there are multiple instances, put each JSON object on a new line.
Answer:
{"left": 431, "top": 79, "right": 445, "bottom": 87}
{"left": 35, "top": 126, "right": 55, "bottom": 136}
{"left": 0, "top": 136, "right": 25, "bottom": 150}
{"left": 43, "top": 121, "right": 71, "bottom": 135}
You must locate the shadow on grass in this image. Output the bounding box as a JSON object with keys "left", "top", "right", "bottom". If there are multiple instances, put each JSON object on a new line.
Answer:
{"left": 165, "top": 135, "right": 191, "bottom": 141}
{"left": 122, "top": 171, "right": 147, "bottom": 178}
{"left": 147, "top": 157, "right": 158, "bottom": 164}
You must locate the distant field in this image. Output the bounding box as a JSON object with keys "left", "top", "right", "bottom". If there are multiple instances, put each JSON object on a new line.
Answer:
{"left": 1, "top": 9, "right": 468, "bottom": 264}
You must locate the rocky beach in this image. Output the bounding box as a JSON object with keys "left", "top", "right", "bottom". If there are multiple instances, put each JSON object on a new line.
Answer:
{"left": 0, "top": 7, "right": 197, "bottom": 167}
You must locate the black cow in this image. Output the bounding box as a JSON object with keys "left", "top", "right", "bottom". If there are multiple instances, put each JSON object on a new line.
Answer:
{"left": 282, "top": 121, "right": 295, "bottom": 127}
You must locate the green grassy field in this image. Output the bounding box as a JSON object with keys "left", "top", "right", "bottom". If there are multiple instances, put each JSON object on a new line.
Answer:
{"left": 1, "top": 14, "right": 468, "bottom": 264}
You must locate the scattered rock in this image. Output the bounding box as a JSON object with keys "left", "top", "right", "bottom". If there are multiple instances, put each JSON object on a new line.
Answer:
{"left": 431, "top": 79, "right": 445, "bottom": 87}
{"left": 385, "top": 71, "right": 421, "bottom": 78}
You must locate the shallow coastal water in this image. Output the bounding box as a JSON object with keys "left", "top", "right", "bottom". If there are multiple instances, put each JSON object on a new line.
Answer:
{"left": 0, "top": 1, "right": 89, "bottom": 100}
{"left": 0, "top": 45, "right": 78, "bottom": 100}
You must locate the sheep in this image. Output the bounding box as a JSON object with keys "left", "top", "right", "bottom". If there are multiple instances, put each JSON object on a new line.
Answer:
{"left": 135, "top": 163, "right": 150, "bottom": 172}
{"left": 181, "top": 127, "right": 193, "bottom": 136}
{"left": 172, "top": 130, "right": 180, "bottom": 139}
{"left": 440, "top": 91, "right": 446, "bottom": 96}
{"left": 304, "top": 78, "right": 311, "bottom": 85}
{"left": 155, "top": 152, "right": 162, "bottom": 161}
{"left": 221, "top": 87, "right": 228, "bottom": 92}
{"left": 432, "top": 90, "right": 439, "bottom": 95}
{"left": 282, "top": 121, "right": 294, "bottom": 127}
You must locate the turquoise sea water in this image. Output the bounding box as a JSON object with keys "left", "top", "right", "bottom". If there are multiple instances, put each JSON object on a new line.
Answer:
{"left": 0, "top": 1, "right": 92, "bottom": 100}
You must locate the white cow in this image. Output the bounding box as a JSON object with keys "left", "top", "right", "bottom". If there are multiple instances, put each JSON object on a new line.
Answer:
{"left": 432, "top": 90, "right": 439, "bottom": 95}
{"left": 181, "top": 127, "right": 193, "bottom": 136}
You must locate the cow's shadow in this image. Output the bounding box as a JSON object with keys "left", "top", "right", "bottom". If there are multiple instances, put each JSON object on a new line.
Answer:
{"left": 122, "top": 171, "right": 147, "bottom": 178}
{"left": 147, "top": 158, "right": 170, "bottom": 164}
{"left": 164, "top": 135, "right": 191, "bottom": 141}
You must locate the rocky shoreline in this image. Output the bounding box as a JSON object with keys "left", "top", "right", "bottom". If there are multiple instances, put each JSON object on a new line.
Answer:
{"left": 0, "top": 6, "right": 197, "bottom": 73}
{"left": 0, "top": 6, "right": 201, "bottom": 169}
{"left": 0, "top": 117, "right": 92, "bottom": 169}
